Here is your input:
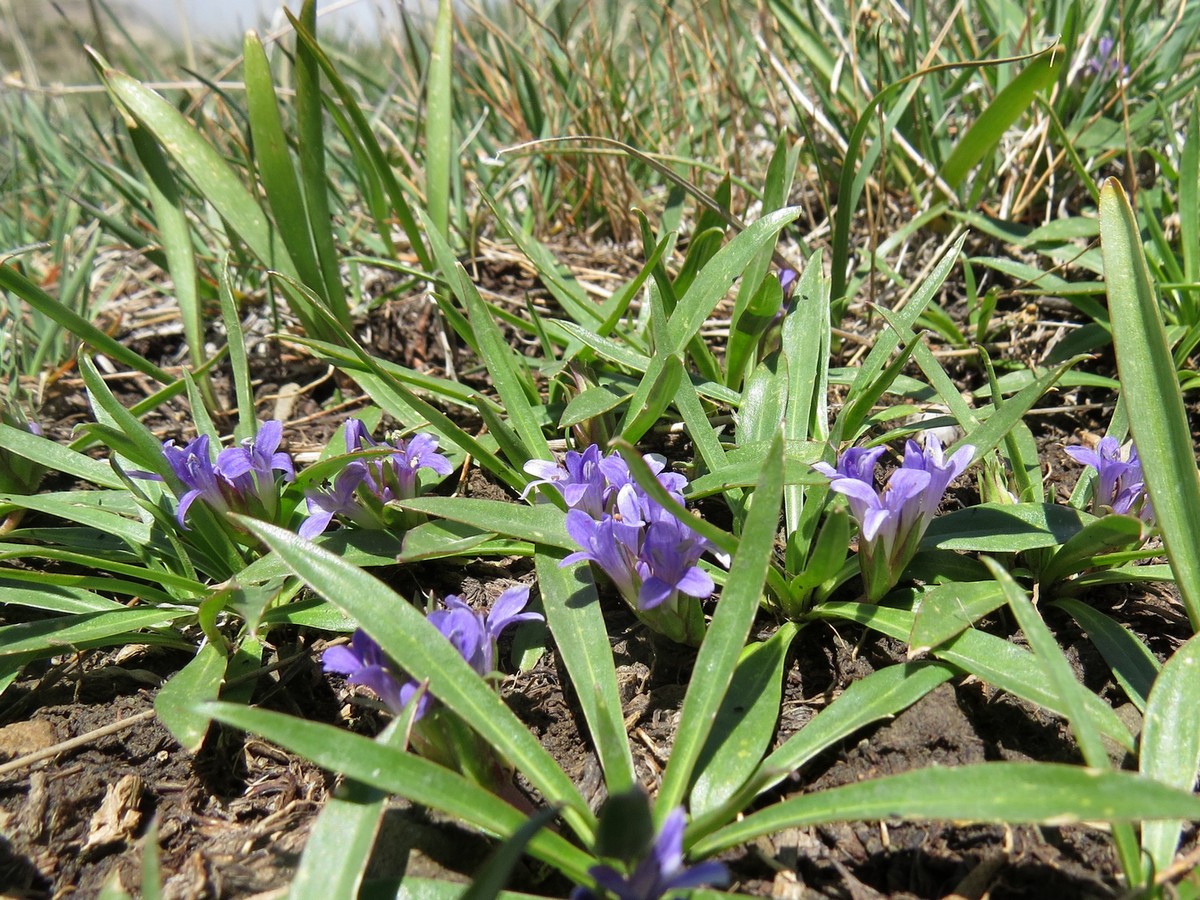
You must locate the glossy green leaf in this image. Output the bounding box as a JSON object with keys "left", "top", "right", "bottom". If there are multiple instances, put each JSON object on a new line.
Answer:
{"left": 692, "top": 763, "right": 1200, "bottom": 857}
{"left": 1140, "top": 632, "right": 1200, "bottom": 874}
{"left": 817, "top": 602, "right": 1135, "bottom": 752}
{"left": 536, "top": 551, "right": 636, "bottom": 793}
{"left": 1053, "top": 598, "right": 1159, "bottom": 711}
{"left": 940, "top": 50, "right": 1063, "bottom": 189}
{"left": 666, "top": 207, "right": 801, "bottom": 354}
{"left": 98, "top": 66, "right": 297, "bottom": 284}
{"left": 690, "top": 623, "right": 798, "bottom": 817}
{"left": 655, "top": 433, "right": 784, "bottom": 822}
{"left": 155, "top": 641, "right": 227, "bottom": 751}
{"left": 0, "top": 607, "right": 193, "bottom": 656}
{"left": 236, "top": 518, "right": 594, "bottom": 840}
{"left": 923, "top": 503, "right": 1091, "bottom": 551}
{"left": 242, "top": 30, "right": 324, "bottom": 304}
{"left": 909, "top": 581, "right": 1006, "bottom": 656}
{"left": 1100, "top": 177, "right": 1200, "bottom": 630}
{"left": 1041, "top": 515, "right": 1146, "bottom": 586}
{"left": 399, "top": 498, "right": 571, "bottom": 549}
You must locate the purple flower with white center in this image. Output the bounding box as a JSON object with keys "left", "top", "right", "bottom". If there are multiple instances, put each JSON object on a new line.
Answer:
{"left": 133, "top": 421, "right": 296, "bottom": 528}
{"left": 162, "top": 434, "right": 230, "bottom": 525}
{"left": 547, "top": 445, "right": 717, "bottom": 644}
{"left": 564, "top": 510, "right": 642, "bottom": 602}
{"left": 815, "top": 435, "right": 975, "bottom": 601}
{"left": 574, "top": 807, "right": 729, "bottom": 900}
{"left": 902, "top": 434, "right": 975, "bottom": 520}
{"left": 1065, "top": 437, "right": 1153, "bottom": 521}
{"left": 298, "top": 462, "right": 372, "bottom": 539}
{"left": 347, "top": 420, "right": 454, "bottom": 503}
{"left": 299, "top": 421, "right": 454, "bottom": 538}
{"left": 523, "top": 444, "right": 610, "bottom": 516}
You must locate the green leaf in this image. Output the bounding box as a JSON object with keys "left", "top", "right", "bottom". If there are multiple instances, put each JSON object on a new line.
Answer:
{"left": 462, "top": 807, "right": 560, "bottom": 900}
{"left": 667, "top": 207, "right": 802, "bottom": 354}
{"left": 817, "top": 602, "right": 1135, "bottom": 752}
{"left": 923, "top": 503, "right": 1092, "bottom": 551}
{"left": 691, "top": 763, "right": 1200, "bottom": 857}
{"left": 399, "top": 498, "right": 571, "bottom": 549}
{"left": 0, "top": 608, "right": 193, "bottom": 656}
{"left": 203, "top": 702, "right": 593, "bottom": 881}
{"left": 1100, "top": 177, "right": 1200, "bottom": 630}
{"left": 941, "top": 50, "right": 1063, "bottom": 189}
{"left": 536, "top": 551, "right": 637, "bottom": 793}
{"left": 425, "top": 0, "right": 454, "bottom": 240}
{"left": 244, "top": 30, "right": 326, "bottom": 302}
{"left": 1053, "top": 598, "right": 1159, "bottom": 711}
{"left": 690, "top": 623, "right": 798, "bottom": 817}
{"left": 1041, "top": 514, "right": 1147, "bottom": 585}
{"left": 97, "top": 65, "right": 298, "bottom": 285}
{"left": 155, "top": 641, "right": 227, "bottom": 751}
{"left": 235, "top": 518, "right": 594, "bottom": 840}
{"left": 291, "top": 776, "right": 386, "bottom": 900}
{"left": 909, "top": 581, "right": 1006, "bottom": 656}
{"left": 0, "top": 264, "right": 169, "bottom": 384}
{"left": 654, "top": 433, "right": 784, "bottom": 822}
{"left": 1140, "top": 633, "right": 1200, "bottom": 875}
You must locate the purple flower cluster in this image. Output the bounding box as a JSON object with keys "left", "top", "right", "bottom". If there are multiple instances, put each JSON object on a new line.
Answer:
{"left": 137, "top": 420, "right": 295, "bottom": 527}
{"left": 573, "top": 807, "right": 729, "bottom": 900}
{"left": 814, "top": 434, "right": 973, "bottom": 601}
{"left": 525, "top": 446, "right": 716, "bottom": 623}
{"left": 322, "top": 585, "right": 542, "bottom": 721}
{"left": 1065, "top": 437, "right": 1152, "bottom": 521}
{"left": 299, "top": 419, "right": 453, "bottom": 538}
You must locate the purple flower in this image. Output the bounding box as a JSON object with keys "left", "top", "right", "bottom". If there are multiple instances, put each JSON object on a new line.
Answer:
{"left": 298, "top": 462, "right": 372, "bottom": 539}
{"left": 1083, "top": 35, "right": 1128, "bottom": 80}
{"left": 548, "top": 445, "right": 717, "bottom": 643}
{"left": 779, "top": 267, "right": 799, "bottom": 299}
{"left": 815, "top": 435, "right": 975, "bottom": 601}
{"left": 133, "top": 421, "right": 295, "bottom": 528}
{"left": 322, "top": 630, "right": 421, "bottom": 717}
{"left": 524, "top": 444, "right": 610, "bottom": 516}
{"left": 635, "top": 518, "right": 715, "bottom": 611}
{"left": 428, "top": 585, "right": 543, "bottom": 678}
{"left": 299, "top": 421, "right": 453, "bottom": 538}
{"left": 574, "top": 808, "right": 729, "bottom": 900}
{"left": 323, "top": 585, "right": 542, "bottom": 722}
{"left": 1065, "top": 437, "right": 1153, "bottom": 521}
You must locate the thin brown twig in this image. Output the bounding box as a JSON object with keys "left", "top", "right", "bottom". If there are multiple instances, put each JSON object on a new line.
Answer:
{"left": 0, "top": 709, "right": 155, "bottom": 779}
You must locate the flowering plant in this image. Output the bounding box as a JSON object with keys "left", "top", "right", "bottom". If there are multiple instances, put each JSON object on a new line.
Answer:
{"left": 322, "top": 584, "right": 542, "bottom": 785}
{"left": 814, "top": 434, "right": 974, "bottom": 601}
{"left": 1065, "top": 437, "right": 1153, "bottom": 523}
{"left": 133, "top": 419, "right": 295, "bottom": 529}
{"left": 525, "top": 445, "right": 719, "bottom": 645}
{"left": 300, "top": 419, "right": 453, "bottom": 538}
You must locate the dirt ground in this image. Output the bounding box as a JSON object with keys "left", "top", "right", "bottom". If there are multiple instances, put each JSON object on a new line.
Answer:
{"left": 1, "top": 232, "right": 1197, "bottom": 898}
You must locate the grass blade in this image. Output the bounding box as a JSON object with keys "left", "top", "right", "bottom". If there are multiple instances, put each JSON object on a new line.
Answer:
{"left": 654, "top": 433, "right": 784, "bottom": 822}
{"left": 1140, "top": 633, "right": 1200, "bottom": 875}
{"left": 237, "top": 517, "right": 595, "bottom": 840}
{"left": 536, "top": 551, "right": 637, "bottom": 794}
{"left": 692, "top": 763, "right": 1200, "bottom": 857}
{"left": 1100, "top": 177, "right": 1200, "bottom": 630}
